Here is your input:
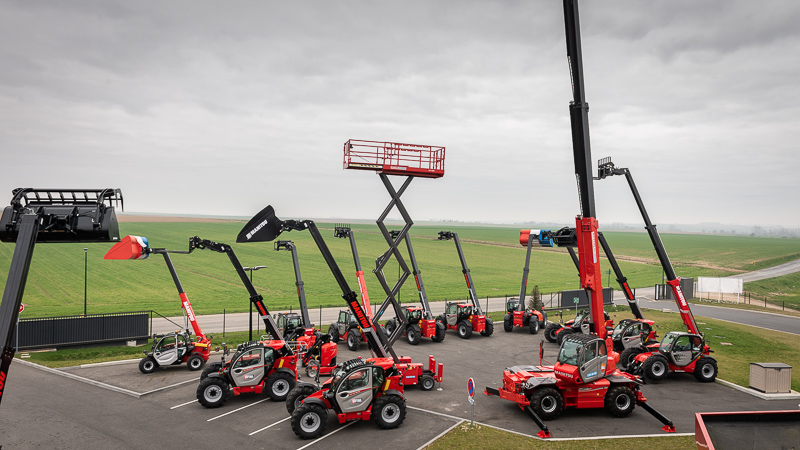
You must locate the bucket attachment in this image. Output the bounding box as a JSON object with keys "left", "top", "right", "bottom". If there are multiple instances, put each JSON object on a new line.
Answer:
{"left": 104, "top": 235, "right": 150, "bottom": 260}
{"left": 0, "top": 188, "right": 122, "bottom": 243}
{"left": 236, "top": 205, "right": 284, "bottom": 243}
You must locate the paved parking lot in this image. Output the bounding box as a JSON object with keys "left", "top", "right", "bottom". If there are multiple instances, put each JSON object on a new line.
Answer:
{"left": 2, "top": 324, "right": 799, "bottom": 449}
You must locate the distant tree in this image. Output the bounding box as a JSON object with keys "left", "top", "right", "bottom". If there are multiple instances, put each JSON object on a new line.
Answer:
{"left": 527, "top": 285, "right": 544, "bottom": 311}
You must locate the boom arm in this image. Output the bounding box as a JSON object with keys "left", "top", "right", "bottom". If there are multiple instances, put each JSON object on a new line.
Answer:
{"left": 187, "top": 237, "right": 291, "bottom": 353}
{"left": 274, "top": 240, "right": 313, "bottom": 328}
{"left": 104, "top": 235, "right": 206, "bottom": 341}
{"left": 597, "top": 158, "right": 699, "bottom": 334}
{"left": 438, "top": 231, "right": 482, "bottom": 315}
{"left": 334, "top": 226, "right": 372, "bottom": 318}
{"left": 236, "top": 206, "right": 397, "bottom": 361}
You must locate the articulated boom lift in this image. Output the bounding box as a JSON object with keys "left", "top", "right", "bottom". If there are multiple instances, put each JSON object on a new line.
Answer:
{"left": 104, "top": 235, "right": 212, "bottom": 373}
{"left": 484, "top": 0, "right": 674, "bottom": 437}
{"left": 597, "top": 158, "right": 717, "bottom": 382}
{"left": 437, "top": 231, "right": 493, "bottom": 338}
{"left": 0, "top": 188, "right": 122, "bottom": 408}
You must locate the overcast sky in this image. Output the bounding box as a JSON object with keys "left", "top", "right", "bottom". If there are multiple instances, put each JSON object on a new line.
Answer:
{"left": 2, "top": 1, "right": 799, "bottom": 229}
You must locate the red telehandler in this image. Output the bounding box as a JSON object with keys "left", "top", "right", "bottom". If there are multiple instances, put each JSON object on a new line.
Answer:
{"left": 436, "top": 231, "right": 493, "bottom": 338}
{"left": 596, "top": 157, "right": 717, "bottom": 382}
{"left": 484, "top": 1, "right": 674, "bottom": 438}
{"left": 236, "top": 206, "right": 442, "bottom": 439}
{"left": 104, "top": 235, "right": 212, "bottom": 373}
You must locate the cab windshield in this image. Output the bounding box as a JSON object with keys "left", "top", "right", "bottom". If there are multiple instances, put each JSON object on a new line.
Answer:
{"left": 506, "top": 300, "right": 519, "bottom": 312}
{"left": 557, "top": 339, "right": 582, "bottom": 366}
{"left": 659, "top": 332, "right": 680, "bottom": 352}
{"left": 611, "top": 320, "right": 631, "bottom": 339}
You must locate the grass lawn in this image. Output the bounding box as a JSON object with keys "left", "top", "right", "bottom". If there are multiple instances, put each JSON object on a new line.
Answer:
{"left": 423, "top": 422, "right": 695, "bottom": 450}
{"left": 744, "top": 272, "right": 800, "bottom": 311}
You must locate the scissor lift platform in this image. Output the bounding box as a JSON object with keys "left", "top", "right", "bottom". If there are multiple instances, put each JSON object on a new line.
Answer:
{"left": 343, "top": 139, "right": 445, "bottom": 178}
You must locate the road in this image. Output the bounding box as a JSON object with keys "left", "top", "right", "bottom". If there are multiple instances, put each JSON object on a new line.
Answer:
{"left": 727, "top": 258, "right": 800, "bottom": 282}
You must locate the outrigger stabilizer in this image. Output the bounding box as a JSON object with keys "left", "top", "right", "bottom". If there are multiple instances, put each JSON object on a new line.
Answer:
{"left": 0, "top": 188, "right": 123, "bottom": 407}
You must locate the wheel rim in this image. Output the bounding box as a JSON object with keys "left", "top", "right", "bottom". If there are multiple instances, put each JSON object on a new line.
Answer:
{"left": 348, "top": 334, "right": 356, "bottom": 346}
{"left": 204, "top": 385, "right": 222, "bottom": 403}
{"left": 381, "top": 403, "right": 400, "bottom": 423}
{"left": 144, "top": 361, "right": 154, "bottom": 371}
{"left": 540, "top": 395, "right": 557, "bottom": 414}
{"left": 300, "top": 410, "right": 322, "bottom": 433}
{"left": 423, "top": 378, "right": 434, "bottom": 389}
{"left": 701, "top": 363, "right": 714, "bottom": 378}
{"left": 273, "top": 379, "right": 290, "bottom": 397}
{"left": 652, "top": 361, "right": 666, "bottom": 377}
{"left": 294, "top": 395, "right": 305, "bottom": 409}
{"left": 615, "top": 393, "right": 631, "bottom": 410}
{"left": 190, "top": 358, "right": 202, "bottom": 369}
{"left": 458, "top": 325, "right": 466, "bottom": 336}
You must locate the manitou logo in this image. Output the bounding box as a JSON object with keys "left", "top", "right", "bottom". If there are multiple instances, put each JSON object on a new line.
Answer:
{"left": 245, "top": 220, "right": 269, "bottom": 240}
{"left": 348, "top": 299, "right": 369, "bottom": 328}
{"left": 183, "top": 301, "right": 196, "bottom": 322}
{"left": 555, "top": 370, "right": 574, "bottom": 379}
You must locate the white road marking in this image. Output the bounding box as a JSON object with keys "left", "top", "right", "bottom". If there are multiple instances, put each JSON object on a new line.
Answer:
{"left": 170, "top": 399, "right": 198, "bottom": 410}
{"left": 207, "top": 398, "right": 270, "bottom": 421}
{"left": 249, "top": 416, "right": 291, "bottom": 435}
{"left": 294, "top": 420, "right": 357, "bottom": 450}
{"left": 141, "top": 378, "right": 198, "bottom": 396}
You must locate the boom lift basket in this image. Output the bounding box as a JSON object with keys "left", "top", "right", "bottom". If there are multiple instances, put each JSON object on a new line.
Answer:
{"left": 343, "top": 139, "right": 445, "bottom": 178}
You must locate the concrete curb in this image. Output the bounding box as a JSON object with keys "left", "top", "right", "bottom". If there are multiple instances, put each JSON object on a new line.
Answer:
{"left": 716, "top": 378, "right": 800, "bottom": 400}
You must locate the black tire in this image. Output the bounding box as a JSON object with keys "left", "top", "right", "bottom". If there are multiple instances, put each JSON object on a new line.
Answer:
{"left": 693, "top": 357, "right": 718, "bottom": 383}
{"left": 406, "top": 324, "right": 421, "bottom": 345}
{"left": 642, "top": 355, "right": 670, "bottom": 382}
{"left": 529, "top": 318, "right": 540, "bottom": 335}
{"left": 139, "top": 356, "right": 158, "bottom": 374}
{"left": 503, "top": 314, "right": 513, "bottom": 332}
{"left": 328, "top": 324, "right": 339, "bottom": 343}
{"left": 196, "top": 377, "right": 230, "bottom": 408}
{"left": 556, "top": 328, "right": 574, "bottom": 346}
{"left": 346, "top": 329, "right": 360, "bottom": 351}
{"left": 431, "top": 321, "right": 446, "bottom": 342}
{"left": 457, "top": 320, "right": 473, "bottom": 339}
{"left": 544, "top": 323, "right": 561, "bottom": 343}
{"left": 618, "top": 347, "right": 644, "bottom": 372}
{"left": 530, "top": 387, "right": 564, "bottom": 420}
{"left": 604, "top": 385, "right": 636, "bottom": 417}
{"left": 266, "top": 372, "right": 296, "bottom": 401}
{"left": 187, "top": 354, "right": 205, "bottom": 371}
{"left": 291, "top": 403, "right": 327, "bottom": 439}
{"left": 286, "top": 384, "right": 319, "bottom": 414}
{"left": 200, "top": 361, "right": 223, "bottom": 381}
{"left": 481, "top": 318, "right": 494, "bottom": 337}
{"left": 373, "top": 394, "right": 406, "bottom": 429}
{"left": 419, "top": 374, "right": 435, "bottom": 391}
{"left": 384, "top": 319, "right": 397, "bottom": 335}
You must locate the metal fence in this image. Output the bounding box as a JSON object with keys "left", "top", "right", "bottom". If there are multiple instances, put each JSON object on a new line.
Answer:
{"left": 13, "top": 311, "right": 150, "bottom": 350}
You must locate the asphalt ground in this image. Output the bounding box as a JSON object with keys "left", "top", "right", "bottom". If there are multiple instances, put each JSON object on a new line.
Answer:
{"left": 3, "top": 322, "right": 800, "bottom": 449}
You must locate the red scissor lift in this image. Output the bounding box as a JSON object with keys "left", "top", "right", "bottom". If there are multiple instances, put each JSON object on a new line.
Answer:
{"left": 343, "top": 140, "right": 446, "bottom": 349}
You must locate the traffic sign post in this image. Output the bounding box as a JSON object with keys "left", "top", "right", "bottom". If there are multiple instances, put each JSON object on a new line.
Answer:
{"left": 467, "top": 378, "right": 475, "bottom": 427}
{"left": 574, "top": 296, "right": 579, "bottom": 315}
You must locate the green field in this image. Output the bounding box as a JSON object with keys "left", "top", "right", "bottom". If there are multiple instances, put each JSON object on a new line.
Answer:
{"left": 2, "top": 221, "right": 800, "bottom": 318}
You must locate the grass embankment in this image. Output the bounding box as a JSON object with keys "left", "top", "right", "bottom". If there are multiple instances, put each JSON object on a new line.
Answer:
{"left": 424, "top": 422, "right": 695, "bottom": 450}
{"left": 743, "top": 272, "right": 800, "bottom": 311}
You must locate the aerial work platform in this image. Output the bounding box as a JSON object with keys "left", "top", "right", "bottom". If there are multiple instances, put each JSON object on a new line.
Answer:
{"left": 343, "top": 139, "right": 445, "bottom": 178}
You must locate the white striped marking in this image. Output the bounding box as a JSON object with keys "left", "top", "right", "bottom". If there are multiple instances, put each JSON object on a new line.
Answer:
{"left": 294, "top": 420, "right": 357, "bottom": 450}
{"left": 207, "top": 398, "right": 270, "bottom": 422}
{"left": 170, "top": 399, "right": 198, "bottom": 410}
{"left": 249, "top": 416, "right": 291, "bottom": 435}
